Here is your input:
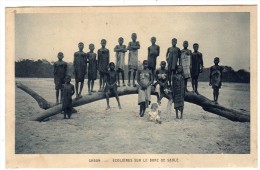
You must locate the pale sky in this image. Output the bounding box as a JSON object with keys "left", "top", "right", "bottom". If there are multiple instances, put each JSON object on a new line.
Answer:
{"left": 15, "top": 12, "right": 250, "bottom": 71}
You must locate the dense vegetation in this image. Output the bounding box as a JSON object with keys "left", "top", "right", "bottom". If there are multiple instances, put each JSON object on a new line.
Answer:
{"left": 15, "top": 59, "right": 250, "bottom": 83}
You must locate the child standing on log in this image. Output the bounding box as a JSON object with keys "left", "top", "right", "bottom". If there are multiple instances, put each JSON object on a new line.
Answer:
{"left": 62, "top": 75, "right": 75, "bottom": 119}
{"left": 86, "top": 44, "right": 98, "bottom": 95}
{"left": 148, "top": 37, "right": 160, "bottom": 75}
{"left": 114, "top": 37, "right": 127, "bottom": 87}
{"left": 209, "top": 57, "right": 223, "bottom": 104}
{"left": 191, "top": 43, "right": 204, "bottom": 95}
{"left": 73, "top": 42, "right": 87, "bottom": 99}
{"left": 104, "top": 62, "right": 122, "bottom": 110}
{"left": 54, "top": 52, "right": 67, "bottom": 104}
{"left": 137, "top": 60, "right": 154, "bottom": 117}
{"left": 98, "top": 39, "right": 110, "bottom": 92}
{"left": 180, "top": 40, "right": 192, "bottom": 92}
{"left": 127, "top": 33, "right": 140, "bottom": 87}
{"left": 172, "top": 65, "right": 185, "bottom": 119}
{"left": 166, "top": 38, "right": 181, "bottom": 86}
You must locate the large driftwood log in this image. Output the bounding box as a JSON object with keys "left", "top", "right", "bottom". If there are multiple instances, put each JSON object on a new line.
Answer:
{"left": 16, "top": 82, "right": 250, "bottom": 122}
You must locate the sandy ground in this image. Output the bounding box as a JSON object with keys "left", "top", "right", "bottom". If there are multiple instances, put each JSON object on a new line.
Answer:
{"left": 15, "top": 78, "right": 250, "bottom": 154}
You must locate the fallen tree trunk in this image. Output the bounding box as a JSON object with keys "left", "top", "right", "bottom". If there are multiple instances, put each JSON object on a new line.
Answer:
{"left": 16, "top": 82, "right": 249, "bottom": 122}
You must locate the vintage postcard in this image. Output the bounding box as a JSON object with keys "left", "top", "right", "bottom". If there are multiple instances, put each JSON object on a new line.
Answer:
{"left": 5, "top": 6, "right": 257, "bottom": 168}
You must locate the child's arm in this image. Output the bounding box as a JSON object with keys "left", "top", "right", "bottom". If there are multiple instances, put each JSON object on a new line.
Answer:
{"left": 131, "top": 42, "right": 140, "bottom": 50}
{"left": 97, "top": 50, "right": 101, "bottom": 69}
{"left": 144, "top": 71, "right": 154, "bottom": 88}
{"left": 53, "top": 63, "right": 57, "bottom": 75}
{"left": 123, "top": 45, "right": 127, "bottom": 52}
{"left": 127, "top": 42, "right": 131, "bottom": 50}
{"left": 71, "top": 85, "right": 75, "bottom": 96}
{"left": 209, "top": 66, "right": 212, "bottom": 86}
{"left": 73, "top": 53, "right": 77, "bottom": 74}
{"left": 157, "top": 46, "right": 160, "bottom": 57}
{"left": 136, "top": 70, "right": 144, "bottom": 88}
{"left": 166, "top": 48, "right": 169, "bottom": 62}
{"left": 64, "top": 62, "right": 68, "bottom": 75}
{"left": 178, "top": 48, "right": 181, "bottom": 65}
{"left": 108, "top": 49, "right": 110, "bottom": 63}
{"left": 114, "top": 45, "right": 119, "bottom": 52}
{"left": 148, "top": 47, "right": 150, "bottom": 56}
{"left": 200, "top": 53, "right": 204, "bottom": 72}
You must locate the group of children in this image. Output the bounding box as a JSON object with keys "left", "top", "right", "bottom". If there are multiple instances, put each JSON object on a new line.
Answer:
{"left": 54, "top": 33, "right": 223, "bottom": 120}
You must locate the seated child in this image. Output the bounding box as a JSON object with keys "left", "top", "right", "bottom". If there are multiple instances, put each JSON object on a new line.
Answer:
{"left": 148, "top": 103, "right": 162, "bottom": 124}
{"left": 172, "top": 65, "right": 185, "bottom": 119}
{"left": 209, "top": 57, "right": 223, "bottom": 104}
{"left": 62, "top": 75, "right": 75, "bottom": 119}
{"left": 104, "top": 62, "right": 122, "bottom": 110}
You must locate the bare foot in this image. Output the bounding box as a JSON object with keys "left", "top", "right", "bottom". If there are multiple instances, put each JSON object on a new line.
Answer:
{"left": 106, "top": 106, "right": 111, "bottom": 110}
{"left": 118, "top": 105, "right": 122, "bottom": 109}
{"left": 88, "top": 91, "right": 92, "bottom": 95}
{"left": 117, "top": 84, "right": 120, "bottom": 87}
{"left": 123, "top": 83, "right": 126, "bottom": 86}
{"left": 133, "top": 83, "right": 137, "bottom": 87}
{"left": 127, "top": 82, "right": 131, "bottom": 86}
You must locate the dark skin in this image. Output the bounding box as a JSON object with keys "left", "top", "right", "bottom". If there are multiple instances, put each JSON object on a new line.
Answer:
{"left": 127, "top": 34, "right": 140, "bottom": 87}
{"left": 74, "top": 43, "right": 85, "bottom": 98}
{"left": 63, "top": 77, "right": 75, "bottom": 119}
{"left": 98, "top": 40, "right": 110, "bottom": 91}
{"left": 87, "top": 44, "right": 95, "bottom": 95}
{"left": 105, "top": 63, "right": 122, "bottom": 110}
{"left": 137, "top": 61, "right": 154, "bottom": 117}
{"left": 54, "top": 54, "right": 66, "bottom": 104}
{"left": 182, "top": 41, "right": 192, "bottom": 92}
{"left": 148, "top": 37, "right": 160, "bottom": 75}
{"left": 191, "top": 44, "right": 203, "bottom": 94}
{"left": 166, "top": 39, "right": 179, "bottom": 86}
{"left": 114, "top": 38, "right": 127, "bottom": 86}
{"left": 155, "top": 62, "right": 168, "bottom": 104}
{"left": 174, "top": 66, "right": 184, "bottom": 119}
{"left": 209, "top": 59, "right": 222, "bottom": 104}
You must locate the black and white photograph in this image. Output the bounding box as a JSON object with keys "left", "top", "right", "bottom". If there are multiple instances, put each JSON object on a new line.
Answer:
{"left": 4, "top": 5, "right": 257, "bottom": 168}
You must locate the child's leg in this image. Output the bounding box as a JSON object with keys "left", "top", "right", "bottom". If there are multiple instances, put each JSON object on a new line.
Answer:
{"left": 139, "top": 103, "right": 143, "bottom": 117}
{"left": 102, "top": 75, "right": 106, "bottom": 89}
{"left": 115, "top": 93, "right": 122, "bottom": 109}
{"left": 56, "top": 89, "right": 59, "bottom": 104}
{"left": 133, "top": 70, "right": 136, "bottom": 86}
{"left": 91, "top": 80, "right": 94, "bottom": 92}
{"left": 79, "top": 81, "right": 84, "bottom": 97}
{"left": 215, "top": 87, "right": 219, "bottom": 104}
{"left": 175, "top": 109, "right": 179, "bottom": 119}
{"left": 88, "top": 79, "right": 91, "bottom": 94}
{"left": 117, "top": 70, "right": 120, "bottom": 86}
{"left": 191, "top": 78, "right": 195, "bottom": 91}
{"left": 105, "top": 90, "right": 110, "bottom": 110}
{"left": 140, "top": 102, "right": 145, "bottom": 117}
{"left": 195, "top": 77, "right": 199, "bottom": 93}
{"left": 213, "top": 87, "right": 216, "bottom": 101}
{"left": 60, "top": 89, "right": 63, "bottom": 103}
{"left": 75, "top": 81, "right": 79, "bottom": 97}
{"left": 128, "top": 70, "right": 131, "bottom": 85}
{"left": 99, "top": 74, "right": 103, "bottom": 90}
{"left": 185, "top": 78, "right": 188, "bottom": 91}
{"left": 168, "top": 71, "right": 172, "bottom": 86}
{"left": 180, "top": 107, "right": 183, "bottom": 119}
{"left": 121, "top": 69, "right": 125, "bottom": 85}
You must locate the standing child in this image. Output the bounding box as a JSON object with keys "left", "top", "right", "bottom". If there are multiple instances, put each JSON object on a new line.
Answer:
{"left": 86, "top": 44, "right": 98, "bottom": 95}
{"left": 127, "top": 33, "right": 140, "bottom": 87}
{"left": 166, "top": 38, "right": 181, "bottom": 86}
{"left": 73, "top": 42, "right": 87, "bottom": 99}
{"left": 209, "top": 57, "right": 223, "bottom": 104}
{"left": 114, "top": 37, "right": 127, "bottom": 87}
{"left": 104, "top": 62, "right": 122, "bottom": 110}
{"left": 62, "top": 75, "right": 75, "bottom": 119}
{"left": 137, "top": 60, "right": 154, "bottom": 117}
{"left": 191, "top": 43, "right": 204, "bottom": 95}
{"left": 98, "top": 39, "right": 110, "bottom": 91}
{"left": 54, "top": 52, "right": 67, "bottom": 104}
{"left": 172, "top": 65, "right": 185, "bottom": 119}
{"left": 148, "top": 37, "right": 160, "bottom": 75}
{"left": 180, "top": 40, "right": 192, "bottom": 92}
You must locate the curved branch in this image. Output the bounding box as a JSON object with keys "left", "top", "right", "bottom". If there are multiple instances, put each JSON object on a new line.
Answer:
{"left": 16, "top": 82, "right": 249, "bottom": 122}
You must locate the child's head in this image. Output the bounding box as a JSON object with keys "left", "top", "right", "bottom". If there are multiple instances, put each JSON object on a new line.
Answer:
{"left": 143, "top": 60, "right": 148, "bottom": 69}
{"left": 131, "top": 33, "right": 137, "bottom": 41}
{"left": 193, "top": 43, "right": 199, "bottom": 51}
{"left": 172, "top": 38, "right": 177, "bottom": 46}
{"left": 89, "top": 44, "right": 95, "bottom": 51}
{"left": 109, "top": 62, "right": 115, "bottom": 70}
{"left": 65, "top": 75, "right": 71, "bottom": 83}
{"left": 214, "top": 57, "right": 220, "bottom": 65}
{"left": 101, "top": 39, "right": 107, "bottom": 48}
{"left": 151, "top": 37, "right": 156, "bottom": 44}
{"left": 118, "top": 37, "right": 124, "bottom": 45}
{"left": 160, "top": 61, "right": 166, "bottom": 69}
{"left": 78, "top": 42, "right": 84, "bottom": 51}
{"left": 57, "top": 52, "right": 64, "bottom": 60}
{"left": 183, "top": 40, "right": 189, "bottom": 48}
{"left": 151, "top": 103, "right": 159, "bottom": 112}
{"left": 176, "top": 65, "right": 183, "bottom": 74}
